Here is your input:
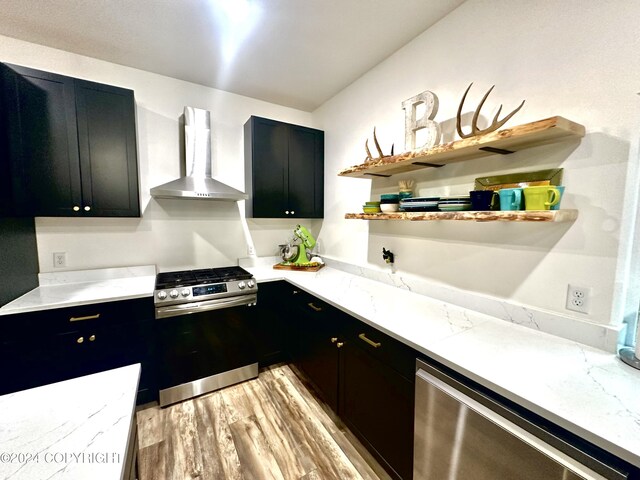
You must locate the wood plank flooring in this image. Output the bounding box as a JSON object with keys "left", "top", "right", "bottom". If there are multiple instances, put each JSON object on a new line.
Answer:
{"left": 137, "top": 364, "right": 391, "bottom": 480}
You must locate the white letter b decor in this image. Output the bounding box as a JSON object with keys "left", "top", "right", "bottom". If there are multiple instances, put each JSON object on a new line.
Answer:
{"left": 402, "top": 91, "right": 441, "bottom": 151}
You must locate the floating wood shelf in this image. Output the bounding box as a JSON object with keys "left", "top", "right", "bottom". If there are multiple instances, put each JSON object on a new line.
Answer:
{"left": 345, "top": 210, "right": 579, "bottom": 222}
{"left": 338, "top": 116, "right": 585, "bottom": 179}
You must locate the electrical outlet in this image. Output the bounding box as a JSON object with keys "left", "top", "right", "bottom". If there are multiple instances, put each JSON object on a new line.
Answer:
{"left": 566, "top": 284, "right": 591, "bottom": 314}
{"left": 53, "top": 252, "right": 66, "bottom": 268}
{"left": 247, "top": 244, "right": 256, "bottom": 256}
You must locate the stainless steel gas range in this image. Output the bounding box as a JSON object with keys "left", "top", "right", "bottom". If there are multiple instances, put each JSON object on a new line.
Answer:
{"left": 154, "top": 266, "right": 258, "bottom": 407}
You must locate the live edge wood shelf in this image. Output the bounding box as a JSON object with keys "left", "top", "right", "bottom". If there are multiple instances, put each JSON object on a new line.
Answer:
{"left": 338, "top": 116, "right": 585, "bottom": 179}
{"left": 345, "top": 210, "right": 579, "bottom": 222}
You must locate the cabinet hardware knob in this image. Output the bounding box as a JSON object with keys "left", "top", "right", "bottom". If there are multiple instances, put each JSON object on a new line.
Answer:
{"left": 336, "top": 342, "right": 344, "bottom": 348}
{"left": 291, "top": 211, "right": 295, "bottom": 214}
{"left": 89, "top": 334, "right": 96, "bottom": 342}
{"left": 69, "top": 313, "right": 100, "bottom": 322}
{"left": 293, "top": 290, "right": 298, "bottom": 294}
{"left": 77, "top": 336, "right": 84, "bottom": 344}
{"left": 359, "top": 333, "right": 381, "bottom": 348}
{"left": 307, "top": 302, "right": 322, "bottom": 312}
{"left": 84, "top": 206, "right": 91, "bottom": 211}
{"left": 73, "top": 206, "right": 80, "bottom": 212}
{"left": 285, "top": 210, "right": 290, "bottom": 214}
{"left": 331, "top": 337, "right": 338, "bottom": 343}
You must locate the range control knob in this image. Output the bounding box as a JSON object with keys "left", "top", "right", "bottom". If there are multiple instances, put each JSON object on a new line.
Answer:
{"left": 157, "top": 291, "right": 168, "bottom": 300}
{"left": 238, "top": 281, "right": 246, "bottom": 289}
{"left": 181, "top": 288, "right": 190, "bottom": 297}
{"left": 247, "top": 280, "right": 255, "bottom": 288}
{"left": 169, "top": 289, "right": 179, "bottom": 299}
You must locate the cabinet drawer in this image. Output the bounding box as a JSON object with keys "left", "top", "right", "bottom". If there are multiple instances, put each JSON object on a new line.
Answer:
{"left": 343, "top": 317, "right": 416, "bottom": 381}
{"left": 1, "top": 297, "right": 153, "bottom": 338}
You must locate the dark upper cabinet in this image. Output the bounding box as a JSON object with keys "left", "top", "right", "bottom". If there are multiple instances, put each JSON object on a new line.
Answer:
{"left": 244, "top": 116, "right": 324, "bottom": 218}
{"left": 0, "top": 63, "right": 140, "bottom": 217}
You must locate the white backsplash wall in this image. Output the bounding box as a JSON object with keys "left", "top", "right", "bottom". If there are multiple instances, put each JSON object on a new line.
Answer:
{"left": 0, "top": 34, "right": 319, "bottom": 272}
{"left": 313, "top": 0, "right": 640, "bottom": 333}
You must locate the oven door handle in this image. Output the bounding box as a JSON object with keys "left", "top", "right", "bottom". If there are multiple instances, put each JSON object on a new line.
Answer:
{"left": 156, "top": 294, "right": 257, "bottom": 319}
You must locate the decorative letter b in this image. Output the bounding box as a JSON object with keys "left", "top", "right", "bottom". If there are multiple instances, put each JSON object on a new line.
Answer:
{"left": 402, "top": 91, "right": 441, "bottom": 151}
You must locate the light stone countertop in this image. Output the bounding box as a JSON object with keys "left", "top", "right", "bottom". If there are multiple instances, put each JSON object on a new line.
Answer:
{"left": 0, "top": 266, "right": 156, "bottom": 316}
{"left": 245, "top": 265, "right": 640, "bottom": 470}
{"left": 1, "top": 262, "right": 639, "bottom": 469}
{"left": 0, "top": 364, "right": 140, "bottom": 480}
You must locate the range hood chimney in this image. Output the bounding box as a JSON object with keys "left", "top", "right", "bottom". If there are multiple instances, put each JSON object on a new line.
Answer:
{"left": 150, "top": 107, "right": 248, "bottom": 201}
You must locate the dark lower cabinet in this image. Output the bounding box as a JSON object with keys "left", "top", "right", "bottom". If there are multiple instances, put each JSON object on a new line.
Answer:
{"left": 253, "top": 281, "right": 291, "bottom": 366}
{"left": 274, "top": 282, "right": 415, "bottom": 479}
{"left": 0, "top": 298, "right": 156, "bottom": 404}
{"left": 291, "top": 292, "right": 342, "bottom": 412}
{"left": 0, "top": 63, "right": 140, "bottom": 217}
{"left": 341, "top": 340, "right": 414, "bottom": 480}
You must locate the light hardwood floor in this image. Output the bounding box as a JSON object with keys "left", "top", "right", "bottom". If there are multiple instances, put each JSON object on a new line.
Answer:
{"left": 136, "top": 364, "right": 391, "bottom": 480}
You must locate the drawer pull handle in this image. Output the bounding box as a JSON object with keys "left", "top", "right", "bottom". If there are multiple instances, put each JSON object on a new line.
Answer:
{"left": 89, "top": 334, "right": 96, "bottom": 342}
{"left": 336, "top": 342, "right": 344, "bottom": 348}
{"left": 359, "top": 333, "right": 381, "bottom": 348}
{"left": 77, "top": 336, "right": 84, "bottom": 344}
{"left": 307, "top": 302, "right": 322, "bottom": 312}
{"left": 69, "top": 313, "right": 100, "bottom": 322}
{"left": 331, "top": 337, "right": 338, "bottom": 343}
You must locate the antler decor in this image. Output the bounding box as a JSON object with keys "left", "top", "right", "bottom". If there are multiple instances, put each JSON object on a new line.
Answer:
{"left": 364, "top": 127, "right": 394, "bottom": 162}
{"left": 456, "top": 83, "right": 525, "bottom": 139}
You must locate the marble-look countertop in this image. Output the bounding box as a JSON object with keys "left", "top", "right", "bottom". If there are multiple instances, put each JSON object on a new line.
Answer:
{"left": 245, "top": 264, "right": 640, "bottom": 470}
{"left": 0, "top": 266, "right": 156, "bottom": 316}
{"left": 0, "top": 364, "right": 140, "bottom": 480}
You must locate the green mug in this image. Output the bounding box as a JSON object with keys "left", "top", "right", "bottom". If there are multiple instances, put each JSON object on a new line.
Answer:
{"left": 523, "top": 186, "right": 560, "bottom": 210}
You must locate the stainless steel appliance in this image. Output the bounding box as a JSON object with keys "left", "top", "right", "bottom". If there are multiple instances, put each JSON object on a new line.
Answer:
{"left": 150, "top": 106, "right": 248, "bottom": 201}
{"left": 414, "top": 359, "right": 630, "bottom": 480}
{"left": 154, "top": 266, "right": 258, "bottom": 407}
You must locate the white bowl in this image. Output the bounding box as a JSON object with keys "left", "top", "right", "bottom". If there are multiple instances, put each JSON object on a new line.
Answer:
{"left": 380, "top": 203, "right": 399, "bottom": 212}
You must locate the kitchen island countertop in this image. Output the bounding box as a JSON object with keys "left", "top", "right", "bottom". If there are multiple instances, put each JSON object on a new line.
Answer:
{"left": 0, "top": 364, "right": 140, "bottom": 480}
{"left": 245, "top": 264, "right": 640, "bottom": 470}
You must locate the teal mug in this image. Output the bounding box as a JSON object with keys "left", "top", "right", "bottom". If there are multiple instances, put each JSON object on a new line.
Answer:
{"left": 498, "top": 188, "right": 523, "bottom": 211}
{"left": 550, "top": 185, "right": 565, "bottom": 211}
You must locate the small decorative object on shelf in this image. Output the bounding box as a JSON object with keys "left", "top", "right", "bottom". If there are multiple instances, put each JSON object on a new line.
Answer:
{"left": 399, "top": 179, "right": 414, "bottom": 199}
{"left": 456, "top": 83, "right": 525, "bottom": 139}
{"left": 382, "top": 247, "right": 395, "bottom": 264}
{"left": 364, "top": 127, "right": 393, "bottom": 162}
{"left": 402, "top": 90, "right": 441, "bottom": 150}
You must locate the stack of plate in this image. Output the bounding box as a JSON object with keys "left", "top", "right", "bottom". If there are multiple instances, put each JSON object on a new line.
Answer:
{"left": 438, "top": 195, "right": 472, "bottom": 211}
{"left": 363, "top": 201, "right": 381, "bottom": 213}
{"left": 399, "top": 197, "right": 440, "bottom": 212}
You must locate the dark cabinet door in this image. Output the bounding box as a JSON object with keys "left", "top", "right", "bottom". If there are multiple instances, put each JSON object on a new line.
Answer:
{"left": 75, "top": 80, "right": 140, "bottom": 217}
{"left": 341, "top": 343, "right": 415, "bottom": 480}
{"left": 288, "top": 125, "right": 324, "bottom": 218}
{"left": 245, "top": 116, "right": 324, "bottom": 219}
{"left": 253, "top": 281, "right": 290, "bottom": 366}
{"left": 1, "top": 63, "right": 81, "bottom": 216}
{"left": 245, "top": 116, "right": 288, "bottom": 218}
{"left": 291, "top": 293, "right": 341, "bottom": 412}
{"left": 0, "top": 63, "right": 140, "bottom": 217}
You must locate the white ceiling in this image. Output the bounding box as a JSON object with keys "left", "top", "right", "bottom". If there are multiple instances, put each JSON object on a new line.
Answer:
{"left": 0, "top": 0, "right": 465, "bottom": 111}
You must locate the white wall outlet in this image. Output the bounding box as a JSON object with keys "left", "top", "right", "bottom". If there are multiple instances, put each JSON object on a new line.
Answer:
{"left": 53, "top": 252, "right": 66, "bottom": 268}
{"left": 566, "top": 284, "right": 591, "bottom": 314}
{"left": 247, "top": 244, "right": 256, "bottom": 256}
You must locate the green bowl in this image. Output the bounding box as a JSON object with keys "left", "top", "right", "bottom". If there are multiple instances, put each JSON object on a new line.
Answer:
{"left": 363, "top": 206, "right": 381, "bottom": 214}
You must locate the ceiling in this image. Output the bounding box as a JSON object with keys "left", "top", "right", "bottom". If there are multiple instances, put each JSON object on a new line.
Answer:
{"left": 0, "top": 0, "right": 465, "bottom": 111}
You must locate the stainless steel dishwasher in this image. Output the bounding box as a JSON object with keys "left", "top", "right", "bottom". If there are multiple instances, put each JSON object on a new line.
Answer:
{"left": 414, "top": 359, "right": 632, "bottom": 480}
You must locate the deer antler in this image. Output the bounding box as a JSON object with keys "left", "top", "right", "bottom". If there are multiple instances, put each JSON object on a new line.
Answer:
{"left": 456, "top": 83, "right": 525, "bottom": 139}
{"left": 364, "top": 127, "right": 392, "bottom": 162}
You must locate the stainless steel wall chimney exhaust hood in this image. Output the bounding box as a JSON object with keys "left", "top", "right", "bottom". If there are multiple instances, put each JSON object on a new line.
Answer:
{"left": 150, "top": 107, "right": 248, "bottom": 201}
